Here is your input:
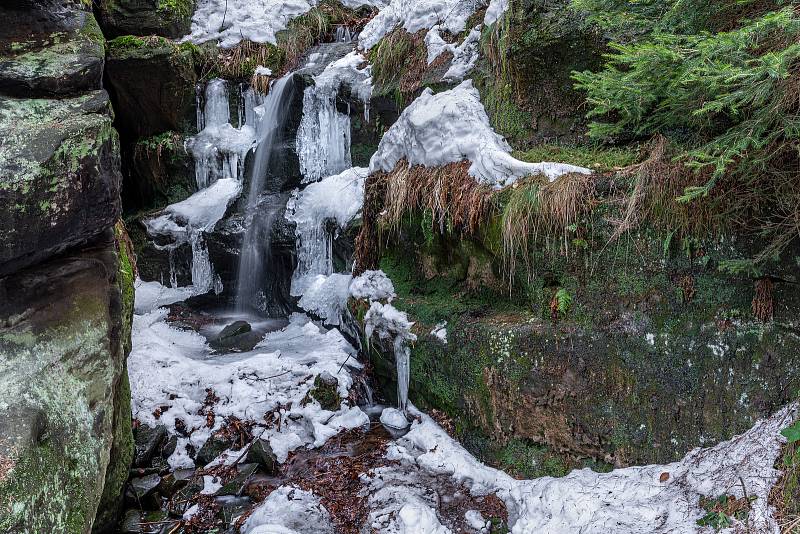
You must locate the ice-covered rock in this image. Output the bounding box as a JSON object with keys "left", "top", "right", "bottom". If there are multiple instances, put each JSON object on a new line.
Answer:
{"left": 287, "top": 167, "right": 367, "bottom": 297}
{"left": 369, "top": 80, "right": 592, "bottom": 188}
{"left": 350, "top": 270, "right": 396, "bottom": 302}
{"left": 144, "top": 178, "right": 241, "bottom": 294}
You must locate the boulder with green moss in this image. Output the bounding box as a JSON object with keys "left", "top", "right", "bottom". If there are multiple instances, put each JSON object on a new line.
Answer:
{"left": 0, "top": 230, "right": 134, "bottom": 533}
{"left": 0, "top": 1, "right": 105, "bottom": 97}
{"left": 96, "top": 0, "right": 196, "bottom": 39}
{"left": 0, "top": 91, "right": 122, "bottom": 276}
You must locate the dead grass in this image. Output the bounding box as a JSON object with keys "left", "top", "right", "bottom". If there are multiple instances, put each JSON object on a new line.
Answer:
{"left": 500, "top": 171, "right": 596, "bottom": 282}
{"left": 770, "top": 437, "right": 800, "bottom": 533}
{"left": 380, "top": 159, "right": 497, "bottom": 236}
{"left": 369, "top": 28, "right": 431, "bottom": 98}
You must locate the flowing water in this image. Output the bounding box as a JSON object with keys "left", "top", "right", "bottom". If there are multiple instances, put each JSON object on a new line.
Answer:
{"left": 235, "top": 74, "right": 294, "bottom": 311}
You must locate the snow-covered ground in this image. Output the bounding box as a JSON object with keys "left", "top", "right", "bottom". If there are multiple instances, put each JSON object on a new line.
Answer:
{"left": 129, "top": 283, "right": 369, "bottom": 468}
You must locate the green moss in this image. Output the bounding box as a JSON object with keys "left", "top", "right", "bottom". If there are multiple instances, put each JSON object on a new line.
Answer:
{"left": 513, "top": 143, "right": 640, "bottom": 173}
{"left": 157, "top": 0, "right": 194, "bottom": 19}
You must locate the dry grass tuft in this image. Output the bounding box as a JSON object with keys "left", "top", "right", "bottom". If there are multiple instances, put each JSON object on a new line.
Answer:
{"left": 500, "top": 171, "right": 596, "bottom": 282}
{"left": 380, "top": 159, "right": 496, "bottom": 236}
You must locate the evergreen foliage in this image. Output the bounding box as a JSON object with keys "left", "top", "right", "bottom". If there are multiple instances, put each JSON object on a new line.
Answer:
{"left": 573, "top": 0, "right": 800, "bottom": 261}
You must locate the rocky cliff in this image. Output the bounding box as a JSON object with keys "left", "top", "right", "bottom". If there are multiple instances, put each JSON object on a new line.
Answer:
{"left": 0, "top": 1, "right": 133, "bottom": 532}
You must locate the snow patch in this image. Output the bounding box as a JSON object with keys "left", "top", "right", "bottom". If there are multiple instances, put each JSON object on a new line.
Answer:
{"left": 368, "top": 80, "right": 592, "bottom": 188}
{"left": 359, "top": 0, "right": 482, "bottom": 50}
{"left": 243, "top": 486, "right": 335, "bottom": 534}
{"left": 129, "top": 286, "right": 367, "bottom": 468}
{"left": 425, "top": 26, "right": 481, "bottom": 81}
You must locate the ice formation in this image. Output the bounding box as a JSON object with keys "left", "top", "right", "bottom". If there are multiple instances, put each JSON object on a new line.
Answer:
{"left": 297, "top": 52, "right": 372, "bottom": 183}
{"left": 186, "top": 79, "right": 257, "bottom": 189}
{"left": 359, "top": 0, "right": 483, "bottom": 50}
{"left": 364, "top": 302, "right": 417, "bottom": 411}
{"left": 130, "top": 285, "right": 369, "bottom": 469}
{"left": 369, "top": 80, "right": 592, "bottom": 188}
{"left": 286, "top": 167, "right": 367, "bottom": 296}
{"left": 144, "top": 178, "right": 241, "bottom": 294}
{"left": 431, "top": 321, "right": 447, "bottom": 344}
{"left": 349, "top": 270, "right": 396, "bottom": 302}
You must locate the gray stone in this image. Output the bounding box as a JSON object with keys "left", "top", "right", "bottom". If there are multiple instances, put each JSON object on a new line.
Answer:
{"left": 0, "top": 236, "right": 132, "bottom": 533}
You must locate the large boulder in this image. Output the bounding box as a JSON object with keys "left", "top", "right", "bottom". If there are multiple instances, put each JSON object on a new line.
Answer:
{"left": 0, "top": 90, "right": 122, "bottom": 276}
{"left": 0, "top": 1, "right": 105, "bottom": 98}
{"left": 0, "top": 230, "right": 134, "bottom": 533}
{"left": 95, "top": 0, "right": 196, "bottom": 39}
{"left": 105, "top": 36, "right": 199, "bottom": 140}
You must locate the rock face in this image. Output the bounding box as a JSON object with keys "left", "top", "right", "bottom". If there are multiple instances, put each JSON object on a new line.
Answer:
{"left": 0, "top": 1, "right": 133, "bottom": 532}
{"left": 95, "top": 0, "right": 195, "bottom": 39}
{"left": 0, "top": 91, "right": 121, "bottom": 276}
{"left": 0, "top": 0, "right": 105, "bottom": 97}
{"left": 0, "top": 231, "right": 133, "bottom": 533}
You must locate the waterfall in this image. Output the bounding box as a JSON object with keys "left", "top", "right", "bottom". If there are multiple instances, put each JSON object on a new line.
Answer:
{"left": 235, "top": 74, "right": 294, "bottom": 312}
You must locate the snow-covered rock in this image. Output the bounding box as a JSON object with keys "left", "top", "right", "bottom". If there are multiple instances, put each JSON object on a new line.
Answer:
{"left": 425, "top": 26, "right": 481, "bottom": 81}
{"left": 368, "top": 80, "right": 591, "bottom": 188}
{"left": 350, "top": 270, "right": 396, "bottom": 302}
{"left": 359, "top": 0, "right": 483, "bottom": 50}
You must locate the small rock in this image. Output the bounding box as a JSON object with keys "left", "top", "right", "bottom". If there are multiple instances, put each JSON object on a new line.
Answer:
{"left": 133, "top": 424, "right": 168, "bottom": 467}
{"left": 215, "top": 463, "right": 259, "bottom": 496}
{"left": 195, "top": 433, "right": 235, "bottom": 466}
{"left": 129, "top": 473, "right": 161, "bottom": 500}
{"left": 209, "top": 320, "right": 263, "bottom": 352}
{"left": 244, "top": 439, "right": 277, "bottom": 474}
{"left": 307, "top": 372, "right": 341, "bottom": 411}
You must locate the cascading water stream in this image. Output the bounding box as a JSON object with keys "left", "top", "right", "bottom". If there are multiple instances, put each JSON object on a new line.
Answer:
{"left": 235, "top": 74, "right": 294, "bottom": 312}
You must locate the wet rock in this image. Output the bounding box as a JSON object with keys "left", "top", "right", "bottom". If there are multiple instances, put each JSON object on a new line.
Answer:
{"left": 244, "top": 439, "right": 278, "bottom": 474}
{"left": 0, "top": 91, "right": 122, "bottom": 276}
{"left": 210, "top": 321, "right": 263, "bottom": 353}
{"left": 0, "top": 2, "right": 104, "bottom": 97}
{"left": 128, "top": 473, "right": 161, "bottom": 501}
{"left": 120, "top": 509, "right": 142, "bottom": 533}
{"left": 156, "top": 472, "right": 188, "bottom": 498}
{"left": 133, "top": 424, "right": 168, "bottom": 468}
{"left": 195, "top": 433, "right": 235, "bottom": 466}
{"left": 96, "top": 0, "right": 195, "bottom": 39}
{"left": 215, "top": 463, "right": 259, "bottom": 496}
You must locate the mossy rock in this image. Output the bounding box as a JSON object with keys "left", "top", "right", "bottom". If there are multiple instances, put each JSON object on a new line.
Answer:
{"left": 0, "top": 1, "right": 104, "bottom": 97}
{"left": 105, "top": 37, "right": 199, "bottom": 139}
{"left": 96, "top": 0, "right": 196, "bottom": 39}
{"left": 0, "top": 91, "right": 122, "bottom": 276}
{"left": 0, "top": 234, "right": 131, "bottom": 533}
{"left": 368, "top": 211, "right": 800, "bottom": 469}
